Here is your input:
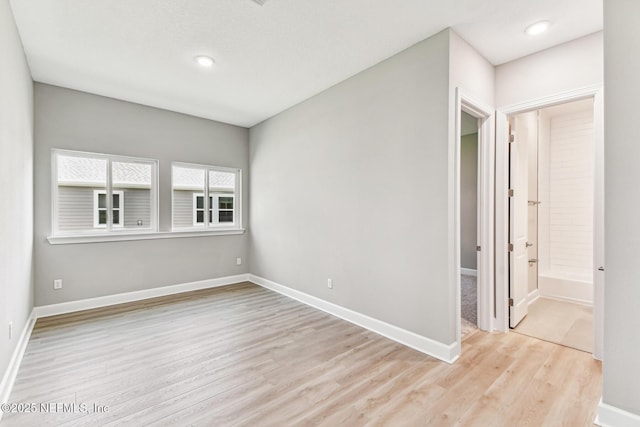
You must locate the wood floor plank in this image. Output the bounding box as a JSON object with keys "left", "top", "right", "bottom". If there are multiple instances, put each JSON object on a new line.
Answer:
{"left": 2, "top": 282, "right": 602, "bottom": 426}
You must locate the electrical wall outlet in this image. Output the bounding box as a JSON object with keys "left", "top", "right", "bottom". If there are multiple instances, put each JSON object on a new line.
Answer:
{"left": 327, "top": 278, "right": 333, "bottom": 289}
{"left": 236, "top": 257, "right": 242, "bottom": 265}
{"left": 54, "top": 279, "right": 63, "bottom": 290}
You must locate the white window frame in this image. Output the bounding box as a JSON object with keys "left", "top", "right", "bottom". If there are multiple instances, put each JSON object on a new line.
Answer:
{"left": 172, "top": 162, "right": 242, "bottom": 231}
{"left": 94, "top": 190, "right": 124, "bottom": 228}
{"left": 51, "top": 149, "right": 158, "bottom": 236}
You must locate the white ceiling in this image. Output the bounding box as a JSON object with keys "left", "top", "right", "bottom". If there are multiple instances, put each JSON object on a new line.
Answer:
{"left": 10, "top": 0, "right": 602, "bottom": 128}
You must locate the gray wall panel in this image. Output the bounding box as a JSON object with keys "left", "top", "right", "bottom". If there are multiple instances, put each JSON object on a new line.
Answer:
{"left": 34, "top": 84, "right": 249, "bottom": 305}
{"left": 249, "top": 30, "right": 453, "bottom": 344}
{"left": 0, "top": 0, "right": 34, "bottom": 387}
{"left": 603, "top": 0, "right": 640, "bottom": 416}
{"left": 460, "top": 132, "right": 478, "bottom": 271}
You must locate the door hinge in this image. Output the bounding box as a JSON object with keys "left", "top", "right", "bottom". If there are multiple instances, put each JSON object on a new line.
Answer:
{"left": 509, "top": 298, "right": 514, "bottom": 307}
{"left": 508, "top": 189, "right": 514, "bottom": 197}
{"left": 476, "top": 245, "right": 481, "bottom": 252}
{"left": 509, "top": 134, "right": 515, "bottom": 143}
{"left": 508, "top": 243, "right": 514, "bottom": 252}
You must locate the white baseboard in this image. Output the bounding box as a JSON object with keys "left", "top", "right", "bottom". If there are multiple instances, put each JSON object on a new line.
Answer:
{"left": 249, "top": 274, "right": 459, "bottom": 364}
{"left": 0, "top": 310, "right": 36, "bottom": 411}
{"left": 596, "top": 398, "right": 640, "bottom": 427}
{"left": 33, "top": 273, "right": 250, "bottom": 318}
{"left": 460, "top": 268, "right": 477, "bottom": 277}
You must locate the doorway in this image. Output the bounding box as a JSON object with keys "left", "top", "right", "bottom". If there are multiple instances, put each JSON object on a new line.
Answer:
{"left": 460, "top": 111, "right": 479, "bottom": 336}
{"left": 507, "top": 98, "right": 597, "bottom": 353}
{"left": 454, "top": 89, "right": 495, "bottom": 351}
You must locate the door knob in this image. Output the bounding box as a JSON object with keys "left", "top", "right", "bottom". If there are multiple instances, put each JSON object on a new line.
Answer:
{"left": 526, "top": 242, "right": 533, "bottom": 247}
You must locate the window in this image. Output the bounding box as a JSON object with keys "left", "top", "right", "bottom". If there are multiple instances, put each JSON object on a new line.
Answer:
{"left": 94, "top": 190, "right": 124, "bottom": 228}
{"left": 172, "top": 163, "right": 241, "bottom": 230}
{"left": 192, "top": 194, "right": 235, "bottom": 226}
{"left": 218, "top": 195, "right": 234, "bottom": 223}
{"left": 193, "top": 194, "right": 211, "bottom": 226}
{"left": 52, "top": 150, "right": 158, "bottom": 235}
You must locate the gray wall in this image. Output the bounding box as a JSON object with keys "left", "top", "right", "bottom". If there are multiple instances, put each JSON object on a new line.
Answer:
{"left": 460, "top": 132, "right": 478, "bottom": 270}
{"left": 449, "top": 31, "right": 495, "bottom": 107}
{"left": 603, "top": 0, "right": 640, "bottom": 416}
{"left": 496, "top": 32, "right": 603, "bottom": 108}
{"left": 250, "top": 30, "right": 454, "bottom": 344}
{"left": 34, "top": 84, "right": 249, "bottom": 306}
{"left": 0, "top": 0, "right": 34, "bottom": 385}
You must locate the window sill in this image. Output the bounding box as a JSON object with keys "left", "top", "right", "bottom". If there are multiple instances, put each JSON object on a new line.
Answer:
{"left": 47, "top": 228, "right": 246, "bottom": 245}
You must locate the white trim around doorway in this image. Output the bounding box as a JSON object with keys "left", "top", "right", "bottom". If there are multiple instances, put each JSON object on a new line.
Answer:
{"left": 494, "top": 84, "right": 604, "bottom": 361}
{"left": 454, "top": 88, "right": 495, "bottom": 347}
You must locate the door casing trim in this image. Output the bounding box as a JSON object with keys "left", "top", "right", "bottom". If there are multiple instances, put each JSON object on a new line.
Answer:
{"left": 454, "top": 88, "right": 495, "bottom": 349}
{"left": 495, "top": 84, "right": 604, "bottom": 360}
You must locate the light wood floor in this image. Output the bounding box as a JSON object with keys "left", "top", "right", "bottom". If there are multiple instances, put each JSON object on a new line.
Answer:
{"left": 513, "top": 297, "right": 593, "bottom": 353}
{"left": 3, "top": 282, "right": 601, "bottom": 426}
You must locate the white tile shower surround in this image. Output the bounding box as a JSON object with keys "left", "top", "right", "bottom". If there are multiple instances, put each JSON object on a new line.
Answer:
{"left": 538, "top": 105, "right": 594, "bottom": 284}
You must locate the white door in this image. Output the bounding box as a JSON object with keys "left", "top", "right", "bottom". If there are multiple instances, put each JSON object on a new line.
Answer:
{"left": 509, "top": 114, "right": 531, "bottom": 328}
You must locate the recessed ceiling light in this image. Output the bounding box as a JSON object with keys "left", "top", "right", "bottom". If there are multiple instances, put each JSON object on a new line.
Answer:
{"left": 194, "top": 55, "right": 215, "bottom": 68}
{"left": 525, "top": 21, "right": 551, "bottom": 36}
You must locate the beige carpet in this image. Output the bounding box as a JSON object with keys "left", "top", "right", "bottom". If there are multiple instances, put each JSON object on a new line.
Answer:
{"left": 512, "top": 297, "right": 593, "bottom": 353}
{"left": 461, "top": 317, "right": 477, "bottom": 336}
{"left": 461, "top": 274, "right": 477, "bottom": 336}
